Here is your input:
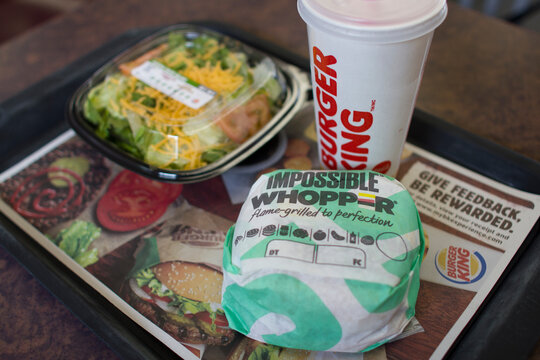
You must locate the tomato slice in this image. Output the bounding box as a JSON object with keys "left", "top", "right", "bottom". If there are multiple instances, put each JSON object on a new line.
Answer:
{"left": 141, "top": 285, "right": 172, "bottom": 304}
{"left": 195, "top": 311, "right": 229, "bottom": 328}
{"left": 107, "top": 170, "right": 183, "bottom": 203}
{"left": 217, "top": 94, "right": 271, "bottom": 144}
{"left": 96, "top": 170, "right": 183, "bottom": 232}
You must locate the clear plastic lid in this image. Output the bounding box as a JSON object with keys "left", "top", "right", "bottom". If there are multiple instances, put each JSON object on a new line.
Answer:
{"left": 77, "top": 25, "right": 289, "bottom": 173}
{"left": 298, "top": 0, "right": 447, "bottom": 43}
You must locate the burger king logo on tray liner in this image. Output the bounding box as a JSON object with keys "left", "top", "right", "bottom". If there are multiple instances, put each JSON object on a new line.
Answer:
{"left": 435, "top": 245, "right": 486, "bottom": 284}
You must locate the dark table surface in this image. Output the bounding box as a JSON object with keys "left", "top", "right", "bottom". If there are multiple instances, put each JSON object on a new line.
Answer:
{"left": 0, "top": 0, "right": 539, "bottom": 359}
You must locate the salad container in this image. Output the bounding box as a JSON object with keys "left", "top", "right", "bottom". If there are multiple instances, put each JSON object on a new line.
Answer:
{"left": 67, "top": 24, "right": 310, "bottom": 182}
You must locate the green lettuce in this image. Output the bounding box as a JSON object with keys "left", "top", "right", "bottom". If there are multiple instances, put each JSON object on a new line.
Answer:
{"left": 84, "top": 75, "right": 139, "bottom": 157}
{"left": 249, "top": 343, "right": 280, "bottom": 360}
{"left": 51, "top": 220, "right": 101, "bottom": 267}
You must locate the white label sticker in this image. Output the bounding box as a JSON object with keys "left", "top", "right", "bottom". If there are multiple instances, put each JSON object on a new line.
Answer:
{"left": 131, "top": 60, "right": 216, "bottom": 109}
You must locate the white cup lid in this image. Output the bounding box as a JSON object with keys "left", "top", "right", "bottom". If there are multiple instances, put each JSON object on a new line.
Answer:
{"left": 298, "top": 0, "right": 448, "bottom": 43}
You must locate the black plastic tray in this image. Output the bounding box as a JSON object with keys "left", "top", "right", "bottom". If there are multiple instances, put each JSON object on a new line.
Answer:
{"left": 0, "top": 21, "right": 539, "bottom": 360}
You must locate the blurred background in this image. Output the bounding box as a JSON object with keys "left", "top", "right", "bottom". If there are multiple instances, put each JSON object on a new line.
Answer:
{"left": 0, "top": 0, "right": 539, "bottom": 44}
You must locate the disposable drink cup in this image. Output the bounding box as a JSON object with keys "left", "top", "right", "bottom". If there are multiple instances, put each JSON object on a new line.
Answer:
{"left": 298, "top": 0, "right": 447, "bottom": 177}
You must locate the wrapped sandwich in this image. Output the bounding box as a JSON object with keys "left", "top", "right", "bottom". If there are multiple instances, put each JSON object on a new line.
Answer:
{"left": 222, "top": 170, "right": 425, "bottom": 352}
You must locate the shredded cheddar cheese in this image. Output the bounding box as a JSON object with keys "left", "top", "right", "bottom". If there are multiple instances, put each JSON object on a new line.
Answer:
{"left": 114, "top": 40, "right": 250, "bottom": 169}
{"left": 83, "top": 31, "right": 278, "bottom": 172}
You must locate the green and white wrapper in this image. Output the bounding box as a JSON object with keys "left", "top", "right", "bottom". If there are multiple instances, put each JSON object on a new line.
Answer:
{"left": 222, "top": 170, "right": 424, "bottom": 352}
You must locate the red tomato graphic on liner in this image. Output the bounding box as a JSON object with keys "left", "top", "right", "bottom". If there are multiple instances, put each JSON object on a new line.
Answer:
{"left": 96, "top": 170, "right": 183, "bottom": 232}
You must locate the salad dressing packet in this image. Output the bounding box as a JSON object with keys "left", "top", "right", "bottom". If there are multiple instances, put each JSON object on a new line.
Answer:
{"left": 222, "top": 169, "right": 425, "bottom": 353}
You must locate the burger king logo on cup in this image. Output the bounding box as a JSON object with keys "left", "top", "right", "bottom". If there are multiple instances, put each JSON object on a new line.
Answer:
{"left": 435, "top": 245, "right": 486, "bottom": 284}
